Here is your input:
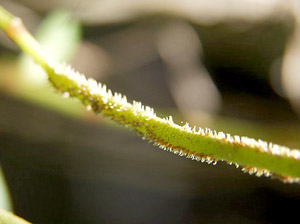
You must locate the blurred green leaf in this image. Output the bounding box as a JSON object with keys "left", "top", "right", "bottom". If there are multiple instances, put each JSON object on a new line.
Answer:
{"left": 20, "top": 10, "right": 81, "bottom": 86}
{"left": 0, "top": 165, "right": 12, "bottom": 211}
{"left": 35, "top": 10, "right": 81, "bottom": 62}
{"left": 11, "top": 10, "right": 84, "bottom": 117}
{"left": 0, "top": 209, "right": 31, "bottom": 224}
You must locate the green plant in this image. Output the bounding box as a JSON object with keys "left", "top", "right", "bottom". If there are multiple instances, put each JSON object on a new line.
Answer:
{"left": 0, "top": 5, "right": 300, "bottom": 223}
{"left": 0, "top": 4, "right": 300, "bottom": 223}
{"left": 0, "top": 209, "right": 30, "bottom": 224}
{"left": 1, "top": 5, "right": 300, "bottom": 182}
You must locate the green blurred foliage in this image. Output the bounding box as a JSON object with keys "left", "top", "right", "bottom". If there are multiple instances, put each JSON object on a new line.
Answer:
{"left": 0, "top": 165, "right": 12, "bottom": 211}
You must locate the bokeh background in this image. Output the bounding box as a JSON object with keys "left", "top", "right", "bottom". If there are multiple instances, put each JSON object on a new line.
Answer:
{"left": 0, "top": 0, "right": 300, "bottom": 223}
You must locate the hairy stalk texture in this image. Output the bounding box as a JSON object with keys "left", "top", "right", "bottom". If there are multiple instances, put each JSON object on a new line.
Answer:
{"left": 0, "top": 6, "right": 300, "bottom": 183}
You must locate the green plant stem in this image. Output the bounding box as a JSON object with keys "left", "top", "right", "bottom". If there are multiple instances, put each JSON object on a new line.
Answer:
{"left": 0, "top": 5, "right": 300, "bottom": 183}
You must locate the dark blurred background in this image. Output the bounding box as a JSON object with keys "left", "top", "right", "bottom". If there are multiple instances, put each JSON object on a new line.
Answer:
{"left": 0, "top": 0, "right": 300, "bottom": 223}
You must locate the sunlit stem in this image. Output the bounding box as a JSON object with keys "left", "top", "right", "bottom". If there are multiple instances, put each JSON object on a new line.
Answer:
{"left": 0, "top": 5, "right": 300, "bottom": 183}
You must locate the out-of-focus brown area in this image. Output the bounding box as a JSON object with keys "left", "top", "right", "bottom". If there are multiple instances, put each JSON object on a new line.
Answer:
{"left": 0, "top": 0, "right": 300, "bottom": 223}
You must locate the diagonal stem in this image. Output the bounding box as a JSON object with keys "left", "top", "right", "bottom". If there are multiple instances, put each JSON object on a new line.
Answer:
{"left": 0, "top": 5, "right": 299, "bottom": 183}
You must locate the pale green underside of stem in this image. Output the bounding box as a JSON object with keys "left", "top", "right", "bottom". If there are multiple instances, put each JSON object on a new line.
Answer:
{"left": 0, "top": 6, "right": 300, "bottom": 183}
